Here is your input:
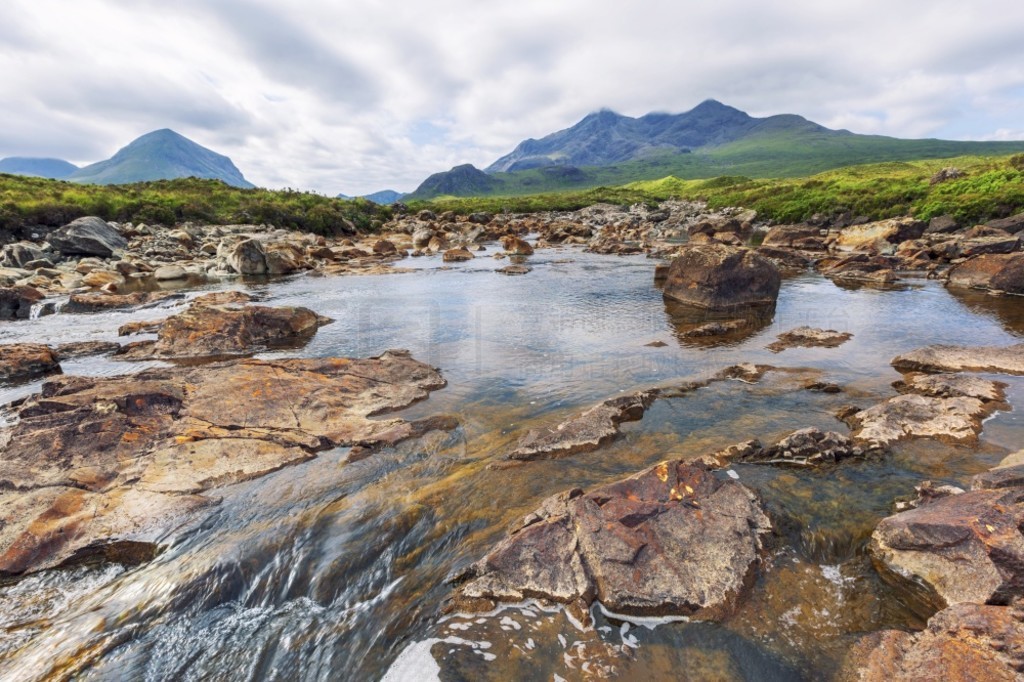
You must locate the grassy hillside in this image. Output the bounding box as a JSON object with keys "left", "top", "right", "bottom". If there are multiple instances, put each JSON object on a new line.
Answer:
{"left": 416, "top": 136, "right": 1024, "bottom": 200}
{"left": 0, "top": 174, "right": 389, "bottom": 236}
{"left": 415, "top": 153, "right": 1024, "bottom": 226}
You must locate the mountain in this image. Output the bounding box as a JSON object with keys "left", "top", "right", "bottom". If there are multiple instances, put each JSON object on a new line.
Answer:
{"left": 337, "top": 189, "right": 406, "bottom": 205}
{"left": 410, "top": 100, "right": 1024, "bottom": 200}
{"left": 0, "top": 157, "right": 79, "bottom": 179}
{"left": 406, "top": 164, "right": 501, "bottom": 200}
{"left": 69, "top": 129, "right": 254, "bottom": 188}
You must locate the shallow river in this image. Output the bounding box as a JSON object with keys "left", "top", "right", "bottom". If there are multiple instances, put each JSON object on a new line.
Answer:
{"left": 1, "top": 243, "right": 1022, "bottom": 681}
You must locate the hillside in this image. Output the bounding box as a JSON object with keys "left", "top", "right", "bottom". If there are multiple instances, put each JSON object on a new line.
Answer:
{"left": 405, "top": 164, "right": 500, "bottom": 200}
{"left": 411, "top": 100, "right": 1024, "bottom": 199}
{"left": 0, "top": 157, "right": 79, "bottom": 179}
{"left": 338, "top": 189, "right": 406, "bottom": 205}
{"left": 69, "top": 129, "right": 254, "bottom": 188}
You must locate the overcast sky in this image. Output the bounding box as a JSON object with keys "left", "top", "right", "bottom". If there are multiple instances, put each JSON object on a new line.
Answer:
{"left": 3, "top": 0, "right": 1023, "bottom": 195}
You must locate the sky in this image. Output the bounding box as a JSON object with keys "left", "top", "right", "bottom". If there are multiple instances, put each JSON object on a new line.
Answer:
{"left": 2, "top": 0, "right": 1024, "bottom": 195}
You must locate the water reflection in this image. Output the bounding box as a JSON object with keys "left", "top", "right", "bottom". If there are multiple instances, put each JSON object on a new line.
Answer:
{"left": 947, "top": 287, "right": 1024, "bottom": 337}
{"left": 663, "top": 298, "right": 775, "bottom": 348}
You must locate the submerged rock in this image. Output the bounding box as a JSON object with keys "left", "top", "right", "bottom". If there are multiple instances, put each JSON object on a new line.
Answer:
{"left": 767, "top": 326, "right": 852, "bottom": 352}
{"left": 662, "top": 244, "right": 780, "bottom": 311}
{"left": 115, "top": 303, "right": 330, "bottom": 360}
{"left": 892, "top": 344, "right": 1024, "bottom": 375}
{"left": 0, "top": 350, "right": 447, "bottom": 575}
{"left": 0, "top": 343, "right": 61, "bottom": 381}
{"left": 451, "top": 461, "right": 772, "bottom": 618}
{"left": 508, "top": 391, "right": 657, "bottom": 461}
{"left": 52, "top": 341, "right": 121, "bottom": 360}
{"left": 841, "top": 602, "right": 1024, "bottom": 681}
{"left": 714, "top": 427, "right": 863, "bottom": 467}
{"left": 870, "top": 487, "right": 1024, "bottom": 606}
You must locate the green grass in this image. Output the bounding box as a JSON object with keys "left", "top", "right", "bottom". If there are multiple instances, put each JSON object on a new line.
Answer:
{"left": 414, "top": 154, "right": 1024, "bottom": 226}
{"left": 0, "top": 175, "right": 390, "bottom": 236}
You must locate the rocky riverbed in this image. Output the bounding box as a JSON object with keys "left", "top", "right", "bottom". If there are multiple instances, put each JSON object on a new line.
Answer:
{"left": 0, "top": 206, "right": 1022, "bottom": 680}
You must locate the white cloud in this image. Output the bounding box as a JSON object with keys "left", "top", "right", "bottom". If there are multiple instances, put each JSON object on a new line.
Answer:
{"left": 1, "top": 0, "right": 1023, "bottom": 194}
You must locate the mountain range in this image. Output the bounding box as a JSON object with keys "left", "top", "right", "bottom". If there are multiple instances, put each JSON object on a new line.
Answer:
{"left": 337, "top": 189, "right": 406, "bottom": 205}
{"left": 1, "top": 129, "right": 254, "bottom": 188}
{"left": 406, "top": 99, "right": 1024, "bottom": 200}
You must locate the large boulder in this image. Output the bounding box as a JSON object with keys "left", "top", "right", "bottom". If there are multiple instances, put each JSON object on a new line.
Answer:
{"left": 986, "top": 211, "right": 1024, "bottom": 234}
{"left": 451, "top": 461, "right": 772, "bottom": 618}
{"left": 226, "top": 238, "right": 268, "bottom": 275}
{"left": 662, "top": 244, "right": 780, "bottom": 310}
{"left": 116, "top": 303, "right": 330, "bottom": 360}
{"left": 870, "top": 487, "right": 1024, "bottom": 606}
{"left": 947, "top": 253, "right": 1024, "bottom": 295}
{"left": 47, "top": 217, "right": 128, "bottom": 258}
{"left": 0, "top": 350, "right": 448, "bottom": 575}
{"left": 0, "top": 285, "right": 44, "bottom": 320}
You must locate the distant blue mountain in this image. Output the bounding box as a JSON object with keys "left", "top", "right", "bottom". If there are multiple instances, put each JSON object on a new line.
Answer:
{"left": 69, "top": 129, "right": 254, "bottom": 188}
{"left": 336, "top": 189, "right": 406, "bottom": 205}
{"left": 0, "top": 157, "right": 79, "bottom": 179}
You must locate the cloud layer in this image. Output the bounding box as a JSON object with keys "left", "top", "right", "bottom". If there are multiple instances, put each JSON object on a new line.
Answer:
{"left": 3, "top": 0, "right": 1023, "bottom": 194}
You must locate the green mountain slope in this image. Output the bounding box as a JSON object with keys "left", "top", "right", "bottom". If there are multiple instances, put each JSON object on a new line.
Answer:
{"left": 69, "top": 129, "right": 254, "bottom": 188}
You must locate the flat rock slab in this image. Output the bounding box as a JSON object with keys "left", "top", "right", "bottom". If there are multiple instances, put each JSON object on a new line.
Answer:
{"left": 0, "top": 350, "right": 447, "bottom": 575}
{"left": 870, "top": 487, "right": 1024, "bottom": 606}
{"left": 841, "top": 602, "right": 1024, "bottom": 681}
{"left": 892, "top": 344, "right": 1024, "bottom": 375}
{"left": 115, "top": 304, "right": 330, "bottom": 360}
{"left": 846, "top": 393, "right": 997, "bottom": 447}
{"left": 767, "top": 326, "right": 852, "bottom": 352}
{"left": 508, "top": 391, "right": 657, "bottom": 461}
{"left": 452, "top": 461, "right": 771, "bottom": 618}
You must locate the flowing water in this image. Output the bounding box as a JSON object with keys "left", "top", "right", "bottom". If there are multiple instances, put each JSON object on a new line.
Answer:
{"left": 1, "top": 243, "right": 1022, "bottom": 681}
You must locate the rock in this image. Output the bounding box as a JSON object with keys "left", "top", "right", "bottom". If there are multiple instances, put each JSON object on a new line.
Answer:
{"left": 870, "top": 487, "right": 1024, "bottom": 606}
{"left": 892, "top": 344, "right": 1024, "bottom": 375}
{"left": 226, "top": 238, "right": 268, "bottom": 275}
{"left": 761, "top": 224, "right": 826, "bottom": 250}
{"left": 721, "top": 428, "right": 862, "bottom": 467}
{"left": 755, "top": 246, "right": 813, "bottom": 269}
{"left": 468, "top": 212, "right": 493, "bottom": 224}
{"left": 972, "top": 465, "right": 1024, "bottom": 491}
{"left": 818, "top": 253, "right": 900, "bottom": 284}
{"left": 191, "top": 290, "right": 253, "bottom": 306}
{"left": 416, "top": 210, "right": 436, "bottom": 221}
{"left": 662, "top": 244, "right": 781, "bottom": 310}
{"left": 960, "top": 235, "right": 1022, "bottom": 257}
{"left": 412, "top": 228, "right": 434, "bottom": 249}
{"left": 496, "top": 265, "right": 531, "bottom": 275}
{"left": 0, "top": 343, "right": 61, "bottom": 381}
{"left": 52, "top": 341, "right": 121, "bottom": 360}
{"left": 442, "top": 248, "right": 474, "bottom": 262}
{"left": 154, "top": 264, "right": 188, "bottom": 281}
{"left": 845, "top": 393, "right": 1000, "bottom": 447}
{"left": 835, "top": 218, "right": 925, "bottom": 254}
{"left": 840, "top": 602, "right": 1024, "bottom": 681}
{"left": 81, "top": 270, "right": 125, "bottom": 289}
{"left": 508, "top": 391, "right": 657, "bottom": 461}
{"left": 0, "top": 350, "right": 447, "bottom": 575}
{"left": 62, "top": 291, "right": 182, "bottom": 314}
{"left": 451, "top": 461, "right": 771, "bottom": 617}
{"left": 767, "top": 326, "right": 852, "bottom": 352}
{"left": 677, "top": 319, "right": 748, "bottom": 338}
{"left": 0, "top": 285, "right": 44, "bottom": 320}
{"left": 986, "top": 212, "right": 1024, "bottom": 234}
{"left": 654, "top": 264, "right": 670, "bottom": 281}
{"left": 47, "top": 217, "right": 128, "bottom": 258}
{"left": 115, "top": 304, "right": 330, "bottom": 360}
{"left": 929, "top": 167, "right": 964, "bottom": 184}
{"left": 925, "top": 214, "right": 960, "bottom": 234}
{"left": 501, "top": 236, "right": 534, "bottom": 255}
{"left": 118, "top": 319, "right": 165, "bottom": 336}
{"left": 947, "top": 253, "right": 1024, "bottom": 294}
{"left": 373, "top": 239, "right": 398, "bottom": 256}
{"left": 893, "top": 372, "right": 1008, "bottom": 402}
{"left": 264, "top": 243, "right": 308, "bottom": 275}
{"left": 1, "top": 242, "right": 49, "bottom": 269}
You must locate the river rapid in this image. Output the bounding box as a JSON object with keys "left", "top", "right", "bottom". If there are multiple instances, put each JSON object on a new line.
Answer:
{"left": 1, "top": 242, "right": 1022, "bottom": 681}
